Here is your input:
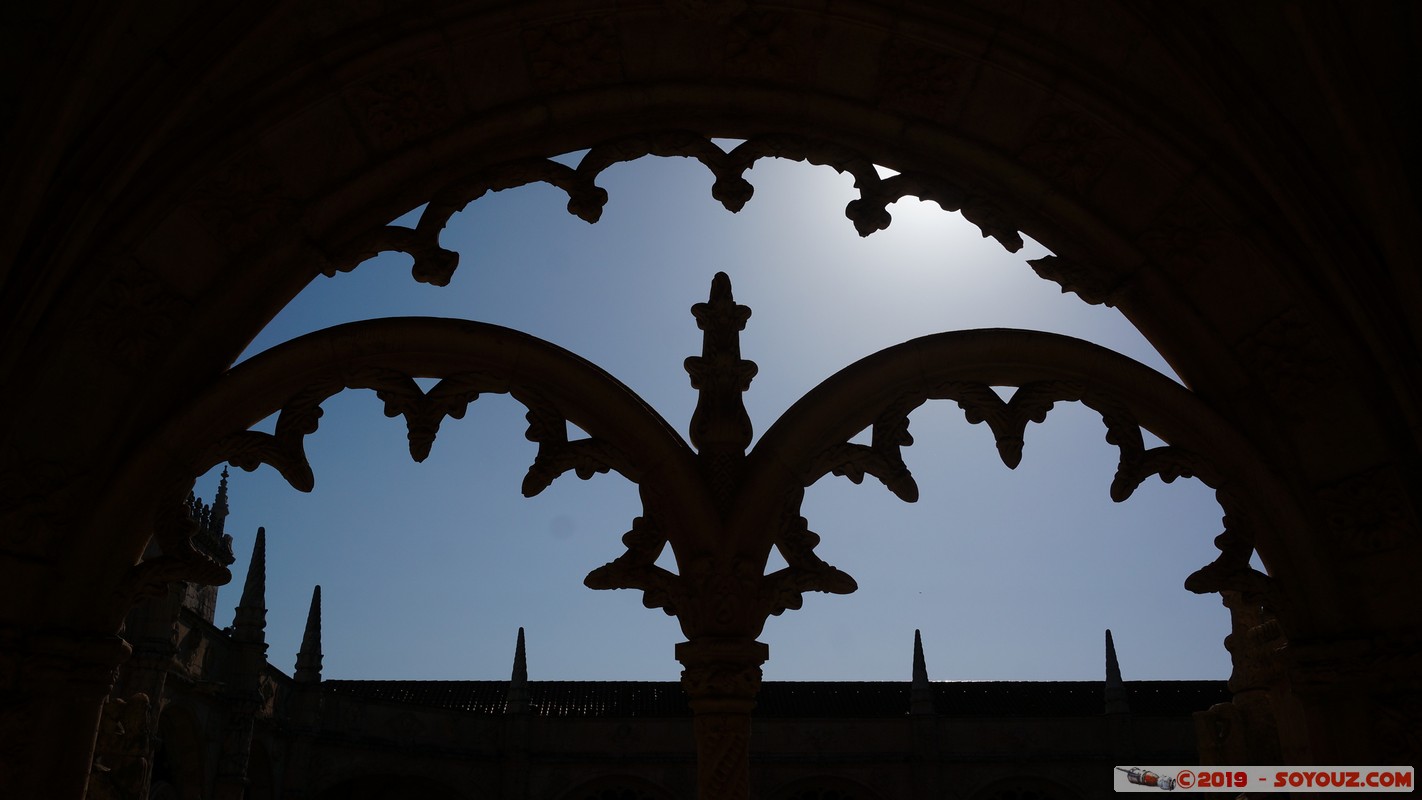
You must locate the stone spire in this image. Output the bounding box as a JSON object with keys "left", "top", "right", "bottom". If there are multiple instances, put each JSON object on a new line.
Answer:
{"left": 188, "top": 471, "right": 236, "bottom": 568}
{"left": 211, "top": 467, "right": 231, "bottom": 535}
{"left": 231, "top": 527, "right": 267, "bottom": 648}
{"left": 294, "top": 585, "right": 322, "bottom": 684}
{"left": 1104, "top": 629, "right": 1130, "bottom": 714}
{"left": 910, "top": 629, "right": 934, "bottom": 715}
{"left": 506, "top": 627, "right": 529, "bottom": 714}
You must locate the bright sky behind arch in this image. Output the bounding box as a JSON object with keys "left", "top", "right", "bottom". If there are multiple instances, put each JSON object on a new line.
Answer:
{"left": 198, "top": 143, "right": 1236, "bottom": 684}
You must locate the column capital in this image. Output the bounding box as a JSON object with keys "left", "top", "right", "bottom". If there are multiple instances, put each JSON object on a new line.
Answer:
{"left": 676, "top": 638, "right": 768, "bottom": 715}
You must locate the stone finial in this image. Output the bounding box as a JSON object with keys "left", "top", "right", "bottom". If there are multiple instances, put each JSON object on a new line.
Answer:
{"left": 211, "top": 467, "right": 231, "bottom": 535}
{"left": 1105, "top": 629, "right": 1130, "bottom": 715}
{"left": 684, "top": 272, "right": 758, "bottom": 456}
{"left": 231, "top": 527, "right": 267, "bottom": 647}
{"left": 910, "top": 629, "right": 934, "bottom": 715}
{"left": 295, "top": 585, "right": 322, "bottom": 684}
{"left": 506, "top": 627, "right": 530, "bottom": 714}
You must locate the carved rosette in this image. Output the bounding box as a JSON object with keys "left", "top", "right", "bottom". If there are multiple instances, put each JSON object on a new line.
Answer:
{"left": 877, "top": 38, "right": 965, "bottom": 121}
{"left": 345, "top": 59, "right": 456, "bottom": 152}
{"left": 724, "top": 10, "right": 799, "bottom": 79}
{"left": 1139, "top": 194, "right": 1235, "bottom": 277}
{"left": 1235, "top": 307, "right": 1337, "bottom": 407}
{"left": 1318, "top": 466, "right": 1419, "bottom": 557}
{"left": 523, "top": 16, "right": 623, "bottom": 91}
{"left": 1017, "top": 111, "right": 1117, "bottom": 195}
{"left": 187, "top": 150, "right": 297, "bottom": 251}
{"left": 81, "top": 266, "right": 192, "bottom": 369}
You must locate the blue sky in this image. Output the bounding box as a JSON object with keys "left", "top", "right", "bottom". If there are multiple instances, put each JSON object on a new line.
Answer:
{"left": 198, "top": 146, "right": 1236, "bottom": 684}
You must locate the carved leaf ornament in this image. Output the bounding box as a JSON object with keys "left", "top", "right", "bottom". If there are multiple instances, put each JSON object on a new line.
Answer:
{"left": 316, "top": 132, "right": 1026, "bottom": 288}
{"left": 126, "top": 134, "right": 1300, "bottom": 642}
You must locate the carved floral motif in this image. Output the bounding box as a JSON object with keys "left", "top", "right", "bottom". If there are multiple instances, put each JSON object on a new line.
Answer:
{"left": 1017, "top": 111, "right": 1116, "bottom": 195}
{"left": 1318, "top": 466, "right": 1418, "bottom": 556}
{"left": 1138, "top": 194, "right": 1232, "bottom": 274}
{"left": 187, "top": 151, "right": 296, "bottom": 251}
{"left": 523, "top": 16, "right": 623, "bottom": 91}
{"left": 877, "top": 39, "right": 965, "bottom": 120}
{"left": 346, "top": 60, "right": 455, "bottom": 151}
{"left": 81, "top": 266, "right": 191, "bottom": 368}
{"left": 724, "top": 10, "right": 797, "bottom": 78}
{"left": 1235, "top": 307, "right": 1336, "bottom": 405}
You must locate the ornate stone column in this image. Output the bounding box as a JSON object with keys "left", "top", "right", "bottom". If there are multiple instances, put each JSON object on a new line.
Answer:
{"left": 0, "top": 628, "right": 131, "bottom": 800}
{"left": 1194, "top": 590, "right": 1289, "bottom": 765}
{"left": 88, "top": 582, "right": 186, "bottom": 800}
{"left": 676, "top": 638, "right": 768, "bottom": 800}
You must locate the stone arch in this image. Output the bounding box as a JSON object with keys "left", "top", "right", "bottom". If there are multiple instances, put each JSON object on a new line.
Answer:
{"left": 2, "top": 3, "right": 1419, "bottom": 796}
{"left": 103, "top": 316, "right": 709, "bottom": 614}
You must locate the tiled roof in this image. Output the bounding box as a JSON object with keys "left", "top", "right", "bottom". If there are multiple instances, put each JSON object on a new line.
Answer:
{"left": 321, "top": 679, "right": 1227, "bottom": 718}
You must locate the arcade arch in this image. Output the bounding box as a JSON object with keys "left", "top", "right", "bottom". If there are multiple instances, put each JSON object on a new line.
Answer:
{"left": 103, "top": 118, "right": 1310, "bottom": 800}
{"left": 2, "top": 4, "right": 1416, "bottom": 800}
{"left": 212, "top": 151, "right": 1229, "bottom": 686}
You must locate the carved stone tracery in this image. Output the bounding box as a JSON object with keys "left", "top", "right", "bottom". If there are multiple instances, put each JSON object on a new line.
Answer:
{"left": 121, "top": 262, "right": 1300, "bottom": 800}
{"left": 314, "top": 132, "right": 1030, "bottom": 294}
